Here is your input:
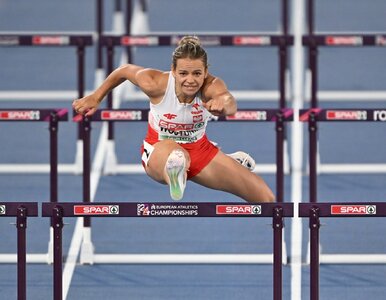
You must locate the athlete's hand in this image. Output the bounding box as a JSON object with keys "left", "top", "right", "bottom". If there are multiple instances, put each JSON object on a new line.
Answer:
{"left": 72, "top": 94, "right": 100, "bottom": 117}
{"left": 202, "top": 99, "right": 225, "bottom": 116}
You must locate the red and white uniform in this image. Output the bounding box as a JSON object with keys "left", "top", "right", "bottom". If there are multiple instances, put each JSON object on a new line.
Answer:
{"left": 142, "top": 72, "right": 219, "bottom": 178}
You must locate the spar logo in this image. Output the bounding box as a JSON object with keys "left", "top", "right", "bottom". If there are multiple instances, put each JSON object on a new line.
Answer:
{"left": 159, "top": 120, "right": 194, "bottom": 131}
{"left": 331, "top": 205, "right": 376, "bottom": 215}
{"left": 226, "top": 111, "right": 267, "bottom": 121}
{"left": 120, "top": 36, "right": 158, "bottom": 46}
{"left": 73, "top": 205, "right": 119, "bottom": 215}
{"left": 32, "top": 36, "right": 70, "bottom": 45}
{"left": 326, "top": 110, "right": 367, "bottom": 120}
{"left": 0, "top": 110, "right": 40, "bottom": 120}
{"left": 0, "top": 205, "right": 5, "bottom": 215}
{"left": 325, "top": 36, "right": 363, "bottom": 45}
{"left": 216, "top": 205, "right": 262, "bottom": 215}
{"left": 101, "top": 110, "right": 142, "bottom": 120}
{"left": 233, "top": 36, "right": 271, "bottom": 45}
{"left": 373, "top": 110, "right": 386, "bottom": 121}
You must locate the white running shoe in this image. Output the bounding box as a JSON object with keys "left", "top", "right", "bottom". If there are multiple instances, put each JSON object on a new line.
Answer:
{"left": 228, "top": 151, "right": 256, "bottom": 171}
{"left": 165, "top": 149, "right": 187, "bottom": 201}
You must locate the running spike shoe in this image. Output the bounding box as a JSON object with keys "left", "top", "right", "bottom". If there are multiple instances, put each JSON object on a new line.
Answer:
{"left": 227, "top": 151, "right": 256, "bottom": 171}
{"left": 165, "top": 149, "right": 187, "bottom": 201}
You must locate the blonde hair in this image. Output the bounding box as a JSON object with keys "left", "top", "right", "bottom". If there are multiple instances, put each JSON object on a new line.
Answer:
{"left": 172, "top": 35, "right": 208, "bottom": 69}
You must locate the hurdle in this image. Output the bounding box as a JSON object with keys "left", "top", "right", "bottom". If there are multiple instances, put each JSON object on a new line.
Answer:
{"left": 73, "top": 108, "right": 293, "bottom": 266}
{"left": 305, "top": 0, "right": 386, "bottom": 102}
{"left": 0, "top": 109, "right": 68, "bottom": 264}
{"left": 0, "top": 33, "right": 93, "bottom": 174}
{"left": 95, "top": 0, "right": 149, "bottom": 68}
{"left": 0, "top": 34, "right": 93, "bottom": 102}
{"left": 99, "top": 33, "right": 294, "bottom": 175}
{"left": 0, "top": 202, "right": 38, "bottom": 300}
{"left": 304, "top": 0, "right": 386, "bottom": 173}
{"left": 300, "top": 108, "right": 386, "bottom": 265}
{"left": 299, "top": 202, "right": 386, "bottom": 300}
{"left": 42, "top": 201, "right": 293, "bottom": 300}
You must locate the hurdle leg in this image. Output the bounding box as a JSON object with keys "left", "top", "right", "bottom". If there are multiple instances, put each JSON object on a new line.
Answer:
{"left": 52, "top": 207, "right": 64, "bottom": 300}
{"left": 17, "top": 206, "right": 27, "bottom": 300}
{"left": 273, "top": 207, "right": 284, "bottom": 300}
{"left": 309, "top": 207, "right": 320, "bottom": 300}
{"left": 103, "top": 139, "right": 119, "bottom": 175}
{"left": 103, "top": 42, "right": 118, "bottom": 176}
{"left": 47, "top": 114, "right": 59, "bottom": 264}
{"left": 80, "top": 118, "right": 95, "bottom": 264}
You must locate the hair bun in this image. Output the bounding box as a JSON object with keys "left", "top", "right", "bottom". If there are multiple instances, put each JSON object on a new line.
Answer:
{"left": 178, "top": 35, "right": 201, "bottom": 47}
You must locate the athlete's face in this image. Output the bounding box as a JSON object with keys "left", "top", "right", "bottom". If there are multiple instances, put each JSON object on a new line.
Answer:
{"left": 172, "top": 58, "right": 208, "bottom": 100}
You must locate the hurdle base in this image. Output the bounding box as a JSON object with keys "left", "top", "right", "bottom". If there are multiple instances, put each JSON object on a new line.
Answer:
{"left": 305, "top": 241, "right": 386, "bottom": 264}
{"left": 103, "top": 140, "right": 119, "bottom": 175}
{"left": 0, "top": 253, "right": 50, "bottom": 264}
{"left": 104, "top": 163, "right": 285, "bottom": 175}
{"left": 80, "top": 227, "right": 95, "bottom": 265}
{"left": 91, "top": 253, "right": 275, "bottom": 264}
{"left": 320, "top": 254, "right": 386, "bottom": 264}
{"left": 282, "top": 238, "right": 288, "bottom": 265}
{"left": 73, "top": 140, "right": 84, "bottom": 175}
{"left": 0, "top": 163, "right": 81, "bottom": 174}
{"left": 318, "top": 163, "right": 386, "bottom": 174}
{"left": 47, "top": 227, "right": 54, "bottom": 264}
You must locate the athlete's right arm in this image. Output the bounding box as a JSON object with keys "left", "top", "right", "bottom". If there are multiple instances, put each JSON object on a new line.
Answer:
{"left": 72, "top": 64, "right": 164, "bottom": 116}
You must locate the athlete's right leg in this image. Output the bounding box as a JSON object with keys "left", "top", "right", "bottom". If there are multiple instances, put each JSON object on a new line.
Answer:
{"left": 143, "top": 140, "right": 190, "bottom": 200}
{"left": 191, "top": 150, "right": 275, "bottom": 203}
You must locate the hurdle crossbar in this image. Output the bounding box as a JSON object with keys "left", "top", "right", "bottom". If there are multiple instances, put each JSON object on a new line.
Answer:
{"left": 0, "top": 202, "right": 38, "bottom": 300}
{"left": 299, "top": 202, "right": 386, "bottom": 300}
{"left": 42, "top": 201, "right": 293, "bottom": 300}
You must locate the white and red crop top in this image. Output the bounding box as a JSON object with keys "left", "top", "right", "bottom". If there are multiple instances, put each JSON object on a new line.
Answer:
{"left": 147, "top": 72, "right": 211, "bottom": 144}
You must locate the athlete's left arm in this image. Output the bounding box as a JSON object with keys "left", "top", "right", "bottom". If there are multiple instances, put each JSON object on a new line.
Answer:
{"left": 201, "top": 75, "right": 237, "bottom": 116}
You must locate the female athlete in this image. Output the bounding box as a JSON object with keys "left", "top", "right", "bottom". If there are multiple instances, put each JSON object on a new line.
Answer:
{"left": 73, "top": 36, "right": 275, "bottom": 203}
